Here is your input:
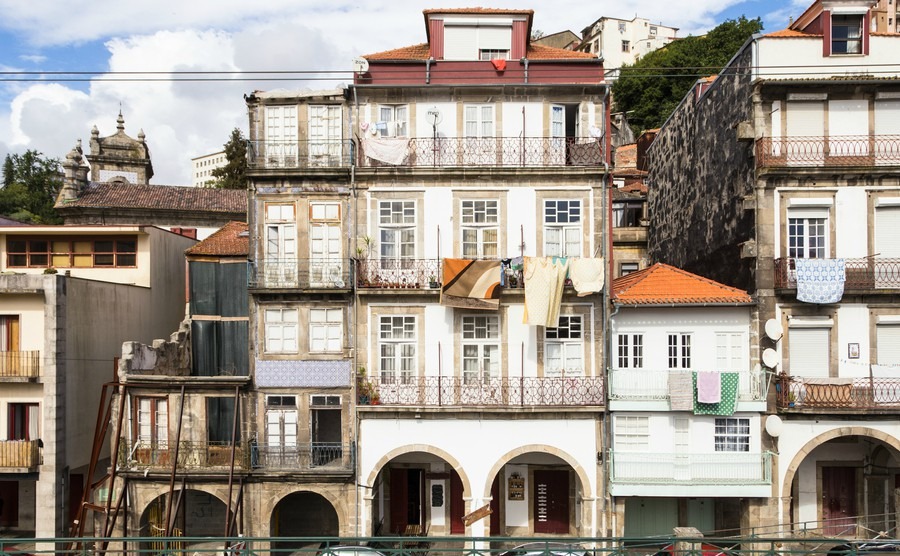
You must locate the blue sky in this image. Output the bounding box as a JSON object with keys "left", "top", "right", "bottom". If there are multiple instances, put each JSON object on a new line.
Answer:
{"left": 0, "top": 0, "right": 805, "bottom": 184}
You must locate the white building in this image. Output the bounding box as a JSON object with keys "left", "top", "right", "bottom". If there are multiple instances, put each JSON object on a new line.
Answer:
{"left": 578, "top": 16, "right": 678, "bottom": 79}
{"left": 191, "top": 150, "right": 227, "bottom": 188}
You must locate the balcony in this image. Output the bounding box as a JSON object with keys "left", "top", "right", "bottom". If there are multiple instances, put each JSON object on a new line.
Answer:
{"left": 356, "top": 259, "right": 441, "bottom": 290}
{"left": 777, "top": 373, "right": 900, "bottom": 412}
{"left": 357, "top": 375, "right": 605, "bottom": 407}
{"left": 247, "top": 140, "right": 351, "bottom": 169}
{"left": 359, "top": 136, "right": 604, "bottom": 168}
{"left": 609, "top": 451, "right": 773, "bottom": 486}
{"left": 0, "top": 440, "right": 41, "bottom": 470}
{"left": 608, "top": 368, "right": 765, "bottom": 402}
{"left": 251, "top": 442, "right": 354, "bottom": 473}
{"left": 774, "top": 257, "right": 900, "bottom": 290}
{"left": 121, "top": 440, "right": 248, "bottom": 470}
{"left": 756, "top": 135, "right": 900, "bottom": 168}
{"left": 249, "top": 258, "right": 352, "bottom": 290}
{"left": 0, "top": 350, "right": 40, "bottom": 379}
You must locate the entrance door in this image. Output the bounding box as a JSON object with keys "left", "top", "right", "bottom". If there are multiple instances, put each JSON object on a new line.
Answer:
{"left": 390, "top": 468, "right": 424, "bottom": 534}
{"left": 265, "top": 399, "right": 297, "bottom": 467}
{"left": 489, "top": 474, "right": 501, "bottom": 535}
{"left": 823, "top": 466, "right": 857, "bottom": 535}
{"left": 450, "top": 470, "right": 465, "bottom": 534}
{"left": 311, "top": 398, "right": 341, "bottom": 466}
{"left": 534, "top": 470, "right": 569, "bottom": 534}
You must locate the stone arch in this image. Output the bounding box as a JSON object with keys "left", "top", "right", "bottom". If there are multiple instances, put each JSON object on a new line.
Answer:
{"left": 780, "top": 426, "right": 900, "bottom": 526}
{"left": 365, "top": 444, "right": 472, "bottom": 496}
{"left": 267, "top": 487, "right": 345, "bottom": 523}
{"left": 269, "top": 491, "right": 340, "bottom": 545}
{"left": 138, "top": 487, "right": 230, "bottom": 539}
{"left": 483, "top": 444, "right": 594, "bottom": 500}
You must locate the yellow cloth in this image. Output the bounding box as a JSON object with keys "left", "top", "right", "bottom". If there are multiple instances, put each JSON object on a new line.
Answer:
{"left": 523, "top": 257, "right": 569, "bottom": 327}
{"left": 569, "top": 257, "right": 605, "bottom": 297}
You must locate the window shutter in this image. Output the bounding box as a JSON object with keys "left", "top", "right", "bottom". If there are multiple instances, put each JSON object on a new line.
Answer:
{"left": 789, "top": 327, "right": 829, "bottom": 376}
{"left": 877, "top": 325, "right": 900, "bottom": 365}
{"left": 876, "top": 207, "right": 900, "bottom": 258}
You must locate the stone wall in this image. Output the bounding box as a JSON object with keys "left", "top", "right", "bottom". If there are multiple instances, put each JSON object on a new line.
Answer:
{"left": 647, "top": 45, "right": 758, "bottom": 291}
{"left": 119, "top": 319, "right": 191, "bottom": 377}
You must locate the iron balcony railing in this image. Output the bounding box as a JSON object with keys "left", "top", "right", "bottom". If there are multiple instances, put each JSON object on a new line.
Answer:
{"left": 777, "top": 373, "right": 900, "bottom": 411}
{"left": 356, "top": 258, "right": 442, "bottom": 289}
{"left": 357, "top": 375, "right": 605, "bottom": 407}
{"left": 774, "top": 257, "right": 900, "bottom": 290}
{"left": 756, "top": 135, "right": 900, "bottom": 168}
{"left": 0, "top": 350, "right": 40, "bottom": 378}
{"left": 608, "top": 450, "right": 773, "bottom": 485}
{"left": 250, "top": 441, "right": 354, "bottom": 472}
{"left": 608, "top": 368, "right": 765, "bottom": 402}
{"left": 0, "top": 440, "right": 41, "bottom": 468}
{"left": 250, "top": 258, "right": 352, "bottom": 289}
{"left": 121, "top": 440, "right": 248, "bottom": 470}
{"left": 360, "top": 136, "right": 604, "bottom": 167}
{"left": 247, "top": 139, "right": 352, "bottom": 169}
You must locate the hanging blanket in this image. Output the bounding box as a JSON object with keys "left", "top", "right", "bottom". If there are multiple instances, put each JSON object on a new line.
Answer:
{"left": 697, "top": 371, "right": 721, "bottom": 403}
{"left": 569, "top": 257, "right": 605, "bottom": 297}
{"left": 523, "top": 257, "right": 569, "bottom": 327}
{"left": 668, "top": 371, "right": 694, "bottom": 411}
{"left": 362, "top": 136, "right": 411, "bottom": 165}
{"left": 441, "top": 259, "right": 501, "bottom": 310}
{"left": 693, "top": 372, "right": 739, "bottom": 415}
{"left": 795, "top": 258, "right": 846, "bottom": 304}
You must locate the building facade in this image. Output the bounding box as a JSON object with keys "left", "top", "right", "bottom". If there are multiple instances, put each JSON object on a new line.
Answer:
{"left": 577, "top": 16, "right": 678, "bottom": 80}
{"left": 191, "top": 151, "right": 227, "bottom": 188}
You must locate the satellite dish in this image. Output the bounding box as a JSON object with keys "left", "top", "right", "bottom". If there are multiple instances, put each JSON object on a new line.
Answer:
{"left": 765, "top": 318, "right": 784, "bottom": 341}
{"left": 426, "top": 107, "right": 442, "bottom": 127}
{"left": 762, "top": 348, "right": 779, "bottom": 369}
{"left": 765, "top": 415, "right": 783, "bottom": 438}
{"left": 352, "top": 57, "right": 369, "bottom": 74}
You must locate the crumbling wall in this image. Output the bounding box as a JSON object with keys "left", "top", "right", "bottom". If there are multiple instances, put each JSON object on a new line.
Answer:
{"left": 119, "top": 318, "right": 191, "bottom": 378}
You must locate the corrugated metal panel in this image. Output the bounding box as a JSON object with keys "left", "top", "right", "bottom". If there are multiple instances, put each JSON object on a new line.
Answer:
{"left": 430, "top": 19, "right": 444, "bottom": 59}
{"left": 624, "top": 497, "right": 678, "bottom": 537}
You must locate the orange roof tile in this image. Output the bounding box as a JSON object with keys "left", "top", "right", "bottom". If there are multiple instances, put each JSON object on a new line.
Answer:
{"left": 423, "top": 7, "right": 534, "bottom": 15}
{"left": 612, "top": 263, "right": 752, "bottom": 305}
{"left": 364, "top": 43, "right": 430, "bottom": 60}
{"left": 185, "top": 221, "right": 248, "bottom": 257}
{"left": 526, "top": 44, "right": 596, "bottom": 59}
{"left": 765, "top": 28, "right": 820, "bottom": 38}
{"left": 365, "top": 42, "right": 596, "bottom": 61}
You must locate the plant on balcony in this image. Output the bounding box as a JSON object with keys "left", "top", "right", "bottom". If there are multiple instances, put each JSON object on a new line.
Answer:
{"left": 428, "top": 275, "right": 439, "bottom": 289}
{"left": 357, "top": 366, "right": 380, "bottom": 405}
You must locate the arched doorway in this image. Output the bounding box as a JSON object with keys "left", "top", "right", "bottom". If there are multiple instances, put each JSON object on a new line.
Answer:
{"left": 139, "top": 489, "right": 228, "bottom": 551}
{"left": 271, "top": 491, "right": 339, "bottom": 551}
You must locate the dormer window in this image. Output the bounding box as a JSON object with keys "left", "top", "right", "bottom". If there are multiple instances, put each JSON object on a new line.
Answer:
{"left": 479, "top": 49, "right": 509, "bottom": 61}
{"left": 442, "top": 18, "right": 513, "bottom": 60}
{"left": 832, "top": 14, "right": 864, "bottom": 54}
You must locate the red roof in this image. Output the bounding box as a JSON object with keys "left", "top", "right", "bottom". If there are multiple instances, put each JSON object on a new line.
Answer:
{"left": 185, "top": 221, "right": 249, "bottom": 257}
{"left": 423, "top": 7, "right": 534, "bottom": 15}
{"left": 57, "top": 183, "right": 247, "bottom": 214}
{"left": 765, "top": 28, "right": 820, "bottom": 38}
{"left": 612, "top": 263, "right": 752, "bottom": 305}
{"left": 365, "top": 42, "right": 596, "bottom": 61}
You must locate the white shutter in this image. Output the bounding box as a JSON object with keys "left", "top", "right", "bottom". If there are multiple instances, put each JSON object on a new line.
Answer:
{"left": 829, "top": 99, "right": 868, "bottom": 136}
{"left": 444, "top": 26, "right": 477, "bottom": 59}
{"left": 283, "top": 410, "right": 298, "bottom": 447}
{"left": 478, "top": 26, "right": 512, "bottom": 49}
{"left": 874, "top": 100, "right": 900, "bottom": 136}
{"left": 786, "top": 101, "right": 825, "bottom": 136}
{"left": 789, "top": 327, "right": 829, "bottom": 376}
{"left": 876, "top": 207, "right": 900, "bottom": 257}
{"left": 877, "top": 325, "right": 900, "bottom": 365}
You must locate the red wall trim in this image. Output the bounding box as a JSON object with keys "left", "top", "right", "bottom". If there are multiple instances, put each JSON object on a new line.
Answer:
{"left": 823, "top": 10, "right": 832, "bottom": 56}
{"left": 512, "top": 20, "right": 527, "bottom": 59}
{"left": 863, "top": 11, "right": 871, "bottom": 55}
{"left": 429, "top": 19, "right": 444, "bottom": 60}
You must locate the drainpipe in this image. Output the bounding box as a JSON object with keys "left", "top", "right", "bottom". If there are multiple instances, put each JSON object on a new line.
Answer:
{"left": 521, "top": 58, "right": 529, "bottom": 84}
{"left": 599, "top": 83, "right": 613, "bottom": 538}
{"left": 426, "top": 58, "right": 433, "bottom": 85}
{"left": 351, "top": 84, "right": 361, "bottom": 537}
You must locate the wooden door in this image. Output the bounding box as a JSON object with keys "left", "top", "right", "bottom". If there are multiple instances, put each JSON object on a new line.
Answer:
{"left": 390, "top": 468, "right": 408, "bottom": 534}
{"left": 0, "top": 480, "right": 18, "bottom": 527}
{"left": 823, "top": 466, "right": 857, "bottom": 535}
{"left": 534, "top": 470, "right": 569, "bottom": 534}
{"left": 489, "top": 475, "right": 501, "bottom": 535}
{"left": 450, "top": 470, "right": 465, "bottom": 534}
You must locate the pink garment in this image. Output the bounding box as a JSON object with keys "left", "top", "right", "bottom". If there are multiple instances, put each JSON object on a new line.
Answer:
{"left": 697, "top": 371, "right": 721, "bottom": 404}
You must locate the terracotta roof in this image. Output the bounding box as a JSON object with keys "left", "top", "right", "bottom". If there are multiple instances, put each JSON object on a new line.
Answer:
{"left": 57, "top": 183, "right": 247, "bottom": 214}
{"left": 423, "top": 7, "right": 534, "bottom": 15}
{"left": 365, "top": 42, "right": 596, "bottom": 61}
{"left": 612, "top": 263, "right": 752, "bottom": 305}
{"left": 615, "top": 143, "right": 637, "bottom": 168}
{"left": 185, "top": 221, "right": 249, "bottom": 257}
{"left": 364, "top": 43, "right": 431, "bottom": 60}
{"left": 526, "top": 43, "right": 596, "bottom": 59}
{"left": 765, "top": 28, "right": 819, "bottom": 38}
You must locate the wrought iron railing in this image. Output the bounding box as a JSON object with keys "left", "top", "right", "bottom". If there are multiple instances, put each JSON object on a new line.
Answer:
{"left": 357, "top": 375, "right": 604, "bottom": 406}
{"left": 250, "top": 258, "right": 352, "bottom": 289}
{"left": 247, "top": 140, "right": 352, "bottom": 169}
{"left": 0, "top": 350, "right": 40, "bottom": 378}
{"left": 608, "top": 368, "right": 765, "bottom": 401}
{"left": 0, "top": 440, "right": 41, "bottom": 468}
{"left": 356, "top": 259, "right": 442, "bottom": 289}
{"left": 777, "top": 373, "right": 900, "bottom": 410}
{"left": 120, "top": 440, "right": 248, "bottom": 470}
{"left": 774, "top": 257, "right": 900, "bottom": 289}
{"left": 609, "top": 450, "right": 773, "bottom": 484}
{"left": 756, "top": 135, "right": 900, "bottom": 167}
{"left": 250, "top": 441, "right": 354, "bottom": 471}
{"left": 359, "top": 136, "right": 604, "bottom": 167}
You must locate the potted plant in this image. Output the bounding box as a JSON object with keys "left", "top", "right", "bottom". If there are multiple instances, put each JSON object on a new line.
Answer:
{"left": 507, "top": 272, "right": 518, "bottom": 288}
{"left": 428, "top": 275, "right": 439, "bottom": 289}
{"left": 357, "top": 366, "right": 373, "bottom": 404}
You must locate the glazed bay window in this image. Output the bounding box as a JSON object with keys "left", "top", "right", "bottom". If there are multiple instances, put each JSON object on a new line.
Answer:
{"left": 617, "top": 333, "right": 643, "bottom": 369}
{"left": 379, "top": 201, "right": 415, "bottom": 268}
{"left": 715, "top": 417, "right": 750, "bottom": 452}
{"left": 668, "top": 333, "right": 692, "bottom": 369}
{"left": 265, "top": 308, "right": 298, "bottom": 353}
{"left": 309, "top": 308, "right": 342, "bottom": 353}
{"left": 462, "top": 315, "right": 500, "bottom": 383}
{"left": 544, "top": 200, "right": 582, "bottom": 257}
{"left": 378, "top": 105, "right": 408, "bottom": 137}
{"left": 379, "top": 315, "right": 416, "bottom": 383}
{"left": 545, "top": 315, "right": 584, "bottom": 377}
{"left": 461, "top": 200, "right": 499, "bottom": 259}
{"left": 7, "top": 237, "right": 137, "bottom": 268}
{"left": 788, "top": 210, "right": 828, "bottom": 259}
{"left": 831, "top": 14, "right": 864, "bottom": 55}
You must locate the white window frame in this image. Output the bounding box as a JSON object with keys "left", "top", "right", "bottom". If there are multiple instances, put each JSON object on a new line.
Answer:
{"left": 479, "top": 49, "right": 510, "bottom": 60}
{"left": 464, "top": 104, "right": 495, "bottom": 138}
{"left": 614, "top": 415, "right": 649, "bottom": 451}
{"left": 616, "top": 333, "right": 643, "bottom": 369}
{"left": 714, "top": 417, "right": 750, "bottom": 452}
{"left": 788, "top": 209, "right": 829, "bottom": 259}
{"left": 545, "top": 315, "right": 584, "bottom": 377}
{"left": 715, "top": 332, "right": 745, "bottom": 372}
{"left": 379, "top": 201, "right": 416, "bottom": 265}
{"left": 377, "top": 105, "right": 409, "bottom": 138}
{"left": 462, "top": 315, "right": 500, "bottom": 383}
{"left": 379, "top": 315, "right": 416, "bottom": 383}
{"left": 544, "top": 199, "right": 582, "bottom": 257}
{"left": 135, "top": 397, "right": 167, "bottom": 444}
{"left": 265, "top": 308, "right": 299, "bottom": 353}
{"left": 310, "top": 308, "right": 342, "bottom": 353}
{"left": 831, "top": 13, "right": 864, "bottom": 55}
{"left": 667, "top": 333, "right": 692, "bottom": 369}
{"left": 461, "top": 200, "right": 499, "bottom": 259}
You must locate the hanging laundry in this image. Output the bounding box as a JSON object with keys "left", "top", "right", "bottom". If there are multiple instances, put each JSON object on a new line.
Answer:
{"left": 795, "top": 258, "right": 846, "bottom": 304}
{"left": 523, "top": 257, "right": 569, "bottom": 327}
{"left": 440, "top": 258, "right": 501, "bottom": 310}
{"left": 693, "top": 372, "right": 740, "bottom": 416}
{"left": 569, "top": 257, "right": 605, "bottom": 297}
{"left": 697, "top": 371, "right": 721, "bottom": 403}
{"left": 362, "top": 136, "right": 411, "bottom": 166}
{"left": 668, "top": 371, "right": 693, "bottom": 410}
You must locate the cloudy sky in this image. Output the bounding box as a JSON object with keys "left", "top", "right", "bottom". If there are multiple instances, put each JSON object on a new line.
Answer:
{"left": 0, "top": 0, "right": 804, "bottom": 185}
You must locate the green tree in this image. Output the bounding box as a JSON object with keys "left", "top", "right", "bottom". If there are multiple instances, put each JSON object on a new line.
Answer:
{"left": 612, "top": 16, "right": 764, "bottom": 134}
{"left": 211, "top": 128, "right": 248, "bottom": 189}
{"left": 0, "top": 150, "right": 63, "bottom": 224}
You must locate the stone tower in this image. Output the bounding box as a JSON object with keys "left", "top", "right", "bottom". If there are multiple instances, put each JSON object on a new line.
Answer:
{"left": 85, "top": 111, "right": 154, "bottom": 184}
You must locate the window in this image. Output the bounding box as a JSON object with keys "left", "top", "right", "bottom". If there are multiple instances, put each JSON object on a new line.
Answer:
{"left": 613, "top": 201, "right": 644, "bottom": 227}
{"left": 377, "top": 105, "right": 408, "bottom": 137}
{"left": 545, "top": 315, "right": 584, "bottom": 377}
{"left": 877, "top": 324, "right": 900, "bottom": 365}
{"left": 464, "top": 105, "right": 494, "bottom": 138}
{"left": 622, "top": 40, "right": 630, "bottom": 52}
{"left": 207, "top": 397, "right": 240, "bottom": 444}
{"left": 379, "top": 316, "right": 416, "bottom": 383}
{"left": 462, "top": 315, "right": 500, "bottom": 383}
{"left": 789, "top": 325, "right": 830, "bottom": 376}
{"left": 668, "top": 333, "right": 692, "bottom": 369}
{"left": 0, "top": 315, "right": 19, "bottom": 352}
{"left": 615, "top": 415, "right": 649, "bottom": 451}
{"left": 8, "top": 403, "right": 39, "bottom": 440}
{"left": 618, "top": 22, "right": 626, "bottom": 32}
{"left": 544, "top": 200, "right": 582, "bottom": 257}
{"left": 650, "top": 26, "right": 658, "bottom": 36}
{"left": 379, "top": 201, "right": 415, "bottom": 265}
{"left": 265, "top": 308, "right": 298, "bottom": 352}
{"left": 461, "top": 200, "right": 499, "bottom": 259}
{"left": 716, "top": 333, "right": 745, "bottom": 372}
{"left": 617, "top": 333, "right": 643, "bottom": 369}
{"left": 831, "top": 14, "right": 864, "bottom": 54}
{"left": 134, "top": 397, "right": 166, "bottom": 444}
{"left": 310, "top": 308, "right": 342, "bottom": 353}
{"left": 788, "top": 212, "right": 828, "bottom": 259}
{"left": 619, "top": 262, "right": 639, "bottom": 277}
{"left": 7, "top": 237, "right": 137, "bottom": 268}
{"left": 265, "top": 105, "right": 298, "bottom": 167}
{"left": 715, "top": 418, "right": 750, "bottom": 452}
{"left": 479, "top": 49, "right": 509, "bottom": 60}
{"left": 308, "top": 105, "right": 342, "bottom": 165}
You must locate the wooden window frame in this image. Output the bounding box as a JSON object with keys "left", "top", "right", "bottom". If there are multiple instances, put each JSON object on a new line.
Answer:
{"left": 6, "top": 236, "right": 138, "bottom": 269}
